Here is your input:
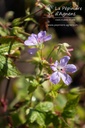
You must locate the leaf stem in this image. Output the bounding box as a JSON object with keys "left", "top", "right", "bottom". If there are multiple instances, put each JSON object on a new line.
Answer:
{"left": 60, "top": 116, "right": 72, "bottom": 128}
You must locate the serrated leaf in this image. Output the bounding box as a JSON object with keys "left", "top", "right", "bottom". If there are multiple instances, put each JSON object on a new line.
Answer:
{"left": 0, "top": 55, "right": 20, "bottom": 78}
{"left": 29, "top": 110, "right": 45, "bottom": 126}
{"left": 0, "top": 41, "right": 23, "bottom": 55}
{"left": 35, "top": 102, "right": 53, "bottom": 112}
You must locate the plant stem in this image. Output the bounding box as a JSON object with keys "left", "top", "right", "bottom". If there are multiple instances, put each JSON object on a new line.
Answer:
{"left": 51, "top": 1, "right": 70, "bottom": 14}
{"left": 21, "top": 6, "right": 45, "bottom": 21}
{"left": 4, "top": 79, "right": 11, "bottom": 101}
{"left": 47, "top": 46, "right": 58, "bottom": 60}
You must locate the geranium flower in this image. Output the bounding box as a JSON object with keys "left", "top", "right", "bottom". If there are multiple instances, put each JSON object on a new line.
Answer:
{"left": 24, "top": 31, "right": 52, "bottom": 54}
{"left": 50, "top": 56, "right": 77, "bottom": 85}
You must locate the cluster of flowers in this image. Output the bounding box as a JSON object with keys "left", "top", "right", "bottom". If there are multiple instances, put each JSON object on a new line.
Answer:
{"left": 24, "top": 31, "right": 77, "bottom": 86}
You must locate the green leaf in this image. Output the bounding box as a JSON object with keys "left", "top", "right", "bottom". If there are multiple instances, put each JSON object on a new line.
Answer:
{"left": 55, "top": 94, "right": 67, "bottom": 111}
{"left": 36, "top": 112, "right": 45, "bottom": 127}
{"left": 0, "top": 27, "right": 9, "bottom": 36}
{"left": 62, "top": 96, "right": 79, "bottom": 118}
{"left": 29, "top": 110, "right": 45, "bottom": 126}
{"left": 35, "top": 101, "right": 53, "bottom": 112}
{"left": 0, "top": 41, "right": 23, "bottom": 55}
{"left": 12, "top": 18, "right": 23, "bottom": 26}
{"left": 45, "top": 112, "right": 60, "bottom": 126}
{"left": 29, "top": 111, "right": 38, "bottom": 123}
{"left": 24, "top": 18, "right": 38, "bottom": 24}
{"left": 26, "top": 78, "right": 39, "bottom": 94}
{"left": 0, "top": 36, "right": 13, "bottom": 44}
{"left": 70, "top": 87, "right": 80, "bottom": 94}
{"left": 0, "top": 55, "right": 20, "bottom": 78}
{"left": 12, "top": 113, "right": 21, "bottom": 125}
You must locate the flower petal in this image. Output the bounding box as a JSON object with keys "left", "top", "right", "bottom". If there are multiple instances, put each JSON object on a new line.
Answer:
{"left": 51, "top": 61, "right": 58, "bottom": 71}
{"left": 24, "top": 40, "right": 35, "bottom": 46}
{"left": 60, "top": 56, "right": 70, "bottom": 66}
{"left": 24, "top": 34, "right": 37, "bottom": 46}
{"left": 65, "top": 64, "right": 77, "bottom": 73}
{"left": 51, "top": 65, "right": 57, "bottom": 71}
{"left": 38, "top": 31, "right": 46, "bottom": 38}
{"left": 43, "top": 35, "right": 52, "bottom": 42}
{"left": 50, "top": 72, "right": 60, "bottom": 84}
{"left": 28, "top": 48, "right": 38, "bottom": 54}
{"left": 54, "top": 60, "right": 59, "bottom": 67}
{"left": 37, "top": 31, "right": 46, "bottom": 43}
{"left": 31, "top": 33, "right": 37, "bottom": 38}
{"left": 24, "top": 31, "right": 52, "bottom": 47}
{"left": 59, "top": 72, "right": 72, "bottom": 85}
{"left": 29, "top": 35, "right": 38, "bottom": 45}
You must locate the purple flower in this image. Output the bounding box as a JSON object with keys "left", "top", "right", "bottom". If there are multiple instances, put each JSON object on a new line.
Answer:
{"left": 50, "top": 56, "right": 77, "bottom": 85}
{"left": 28, "top": 48, "right": 38, "bottom": 55}
{"left": 24, "top": 31, "right": 52, "bottom": 46}
{"left": 24, "top": 31, "right": 52, "bottom": 54}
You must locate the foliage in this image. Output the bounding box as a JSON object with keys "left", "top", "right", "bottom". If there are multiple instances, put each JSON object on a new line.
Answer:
{"left": 0, "top": 0, "right": 85, "bottom": 128}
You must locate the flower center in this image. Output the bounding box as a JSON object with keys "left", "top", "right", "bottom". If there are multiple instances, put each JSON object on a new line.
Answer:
{"left": 57, "top": 65, "right": 65, "bottom": 73}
